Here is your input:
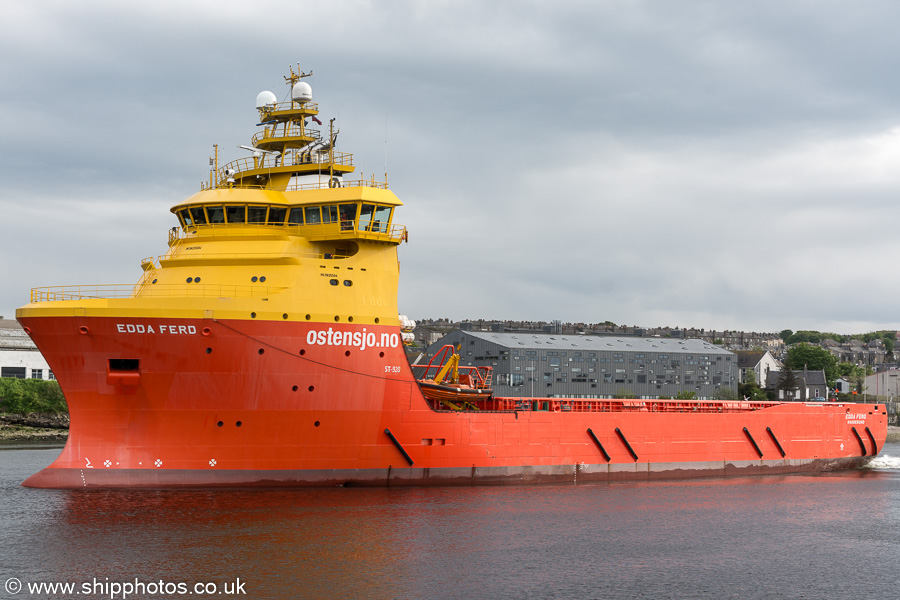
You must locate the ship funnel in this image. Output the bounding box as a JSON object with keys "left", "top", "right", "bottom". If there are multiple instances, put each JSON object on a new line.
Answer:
{"left": 292, "top": 81, "right": 312, "bottom": 103}
{"left": 256, "top": 90, "right": 277, "bottom": 109}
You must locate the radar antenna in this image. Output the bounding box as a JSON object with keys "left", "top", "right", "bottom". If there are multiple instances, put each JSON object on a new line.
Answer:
{"left": 285, "top": 63, "right": 313, "bottom": 86}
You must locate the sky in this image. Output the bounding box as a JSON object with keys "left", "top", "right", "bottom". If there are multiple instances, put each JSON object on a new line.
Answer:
{"left": 3, "top": 0, "right": 900, "bottom": 334}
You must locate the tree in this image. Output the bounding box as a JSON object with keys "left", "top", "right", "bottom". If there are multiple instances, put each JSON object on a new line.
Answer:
{"left": 777, "top": 369, "right": 801, "bottom": 401}
{"left": 673, "top": 390, "right": 697, "bottom": 400}
{"left": 834, "top": 362, "right": 869, "bottom": 394}
{"left": 714, "top": 387, "right": 738, "bottom": 400}
{"left": 785, "top": 343, "right": 838, "bottom": 384}
{"left": 739, "top": 378, "right": 767, "bottom": 401}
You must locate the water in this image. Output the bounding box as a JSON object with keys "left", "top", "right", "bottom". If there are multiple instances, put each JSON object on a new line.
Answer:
{"left": 3, "top": 443, "right": 900, "bottom": 600}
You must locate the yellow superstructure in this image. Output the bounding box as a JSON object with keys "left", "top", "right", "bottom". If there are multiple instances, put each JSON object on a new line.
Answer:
{"left": 19, "top": 64, "right": 406, "bottom": 327}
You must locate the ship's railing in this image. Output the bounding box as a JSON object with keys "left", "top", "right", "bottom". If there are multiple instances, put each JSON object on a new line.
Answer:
{"left": 204, "top": 177, "right": 389, "bottom": 192}
{"left": 169, "top": 221, "right": 407, "bottom": 244}
{"left": 431, "top": 397, "right": 783, "bottom": 414}
{"left": 260, "top": 100, "right": 320, "bottom": 115}
{"left": 251, "top": 125, "right": 321, "bottom": 146}
{"left": 287, "top": 178, "right": 389, "bottom": 191}
{"left": 160, "top": 248, "right": 354, "bottom": 261}
{"left": 29, "top": 284, "right": 286, "bottom": 303}
{"left": 298, "top": 221, "right": 407, "bottom": 243}
{"left": 219, "top": 150, "right": 354, "bottom": 179}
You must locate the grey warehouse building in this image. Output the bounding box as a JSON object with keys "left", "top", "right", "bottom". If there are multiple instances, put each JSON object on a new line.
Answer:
{"left": 421, "top": 330, "right": 738, "bottom": 400}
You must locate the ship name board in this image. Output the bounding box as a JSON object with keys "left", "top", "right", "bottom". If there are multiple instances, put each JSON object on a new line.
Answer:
{"left": 116, "top": 323, "right": 197, "bottom": 335}
{"left": 306, "top": 327, "right": 399, "bottom": 351}
{"left": 845, "top": 413, "right": 868, "bottom": 425}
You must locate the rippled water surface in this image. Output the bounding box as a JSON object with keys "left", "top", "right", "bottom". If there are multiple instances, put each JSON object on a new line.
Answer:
{"left": 3, "top": 442, "right": 900, "bottom": 599}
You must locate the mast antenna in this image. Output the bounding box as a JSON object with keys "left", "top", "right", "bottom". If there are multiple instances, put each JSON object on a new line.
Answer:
{"left": 384, "top": 112, "right": 388, "bottom": 183}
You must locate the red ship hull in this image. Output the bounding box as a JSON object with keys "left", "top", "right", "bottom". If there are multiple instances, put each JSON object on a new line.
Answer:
{"left": 19, "top": 315, "right": 888, "bottom": 489}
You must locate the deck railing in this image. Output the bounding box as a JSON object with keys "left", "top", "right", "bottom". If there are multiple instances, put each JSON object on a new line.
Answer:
{"left": 29, "top": 284, "right": 286, "bottom": 303}
{"left": 429, "top": 396, "right": 784, "bottom": 414}
{"left": 168, "top": 221, "right": 406, "bottom": 244}
{"left": 219, "top": 151, "right": 355, "bottom": 180}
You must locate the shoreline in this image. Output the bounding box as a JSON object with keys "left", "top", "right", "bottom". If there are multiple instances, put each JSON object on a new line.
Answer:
{"left": 887, "top": 426, "right": 900, "bottom": 444}
{"left": 0, "top": 413, "right": 69, "bottom": 442}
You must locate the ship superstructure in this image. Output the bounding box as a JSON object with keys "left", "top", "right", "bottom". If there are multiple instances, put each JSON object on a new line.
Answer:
{"left": 17, "top": 65, "right": 887, "bottom": 488}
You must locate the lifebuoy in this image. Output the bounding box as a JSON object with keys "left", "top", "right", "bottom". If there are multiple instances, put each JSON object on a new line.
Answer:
{"left": 329, "top": 177, "right": 341, "bottom": 188}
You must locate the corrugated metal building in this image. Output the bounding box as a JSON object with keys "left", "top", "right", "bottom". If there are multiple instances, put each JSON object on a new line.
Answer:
{"left": 0, "top": 319, "right": 53, "bottom": 380}
{"left": 422, "top": 330, "right": 737, "bottom": 399}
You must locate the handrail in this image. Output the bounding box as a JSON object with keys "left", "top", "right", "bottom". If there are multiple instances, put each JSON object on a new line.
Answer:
{"left": 29, "top": 284, "right": 287, "bottom": 303}
{"left": 429, "top": 396, "right": 785, "bottom": 415}
{"left": 219, "top": 150, "right": 354, "bottom": 178}
{"left": 169, "top": 221, "right": 407, "bottom": 243}
{"left": 161, "top": 250, "right": 352, "bottom": 261}
{"left": 259, "top": 100, "right": 320, "bottom": 115}
{"left": 287, "top": 178, "right": 389, "bottom": 191}
{"left": 203, "top": 175, "right": 387, "bottom": 192}
{"left": 253, "top": 123, "right": 322, "bottom": 143}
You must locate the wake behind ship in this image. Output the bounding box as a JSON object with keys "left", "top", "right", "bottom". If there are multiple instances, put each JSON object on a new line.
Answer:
{"left": 17, "top": 65, "right": 887, "bottom": 488}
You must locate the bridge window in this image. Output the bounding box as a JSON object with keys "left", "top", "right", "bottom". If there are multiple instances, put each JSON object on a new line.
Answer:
{"left": 373, "top": 205, "right": 392, "bottom": 232}
{"left": 189, "top": 207, "right": 207, "bottom": 225}
{"left": 339, "top": 204, "right": 356, "bottom": 230}
{"left": 358, "top": 204, "right": 374, "bottom": 231}
{"left": 178, "top": 209, "right": 193, "bottom": 227}
{"left": 322, "top": 205, "right": 338, "bottom": 223}
{"left": 305, "top": 206, "right": 321, "bottom": 224}
{"left": 207, "top": 206, "right": 225, "bottom": 224}
{"left": 288, "top": 207, "right": 304, "bottom": 225}
{"left": 248, "top": 205, "right": 267, "bottom": 224}
{"left": 226, "top": 205, "right": 246, "bottom": 223}
{"left": 268, "top": 207, "right": 286, "bottom": 225}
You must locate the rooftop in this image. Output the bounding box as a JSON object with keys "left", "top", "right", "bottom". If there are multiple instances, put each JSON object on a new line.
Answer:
{"left": 0, "top": 319, "right": 36, "bottom": 350}
{"left": 462, "top": 330, "right": 733, "bottom": 355}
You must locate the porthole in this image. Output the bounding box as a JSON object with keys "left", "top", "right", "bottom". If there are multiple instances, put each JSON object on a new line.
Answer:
{"left": 251, "top": 276, "right": 258, "bottom": 282}
{"left": 236, "top": 421, "right": 243, "bottom": 427}
{"left": 329, "top": 279, "right": 339, "bottom": 286}
{"left": 343, "top": 280, "right": 352, "bottom": 287}
{"left": 258, "top": 349, "right": 265, "bottom": 355}
{"left": 194, "top": 277, "right": 201, "bottom": 283}
{"left": 292, "top": 385, "right": 298, "bottom": 392}
{"left": 260, "top": 276, "right": 266, "bottom": 282}
{"left": 374, "top": 317, "right": 380, "bottom": 324}
{"left": 206, "top": 348, "right": 212, "bottom": 354}
{"left": 251, "top": 312, "right": 257, "bottom": 319}
{"left": 282, "top": 313, "right": 288, "bottom": 320}
{"left": 348, "top": 316, "right": 354, "bottom": 323}
{"left": 308, "top": 385, "right": 315, "bottom": 392}
{"left": 305, "top": 314, "right": 311, "bottom": 321}
{"left": 379, "top": 351, "right": 385, "bottom": 358}
{"left": 314, "top": 421, "right": 320, "bottom": 427}
{"left": 186, "top": 277, "right": 193, "bottom": 283}
{"left": 217, "top": 421, "right": 223, "bottom": 427}
{"left": 299, "top": 349, "right": 306, "bottom": 356}
{"left": 334, "top": 315, "right": 340, "bottom": 322}
{"left": 344, "top": 350, "right": 351, "bottom": 357}
{"left": 151, "top": 279, "right": 157, "bottom": 284}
